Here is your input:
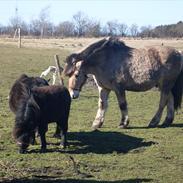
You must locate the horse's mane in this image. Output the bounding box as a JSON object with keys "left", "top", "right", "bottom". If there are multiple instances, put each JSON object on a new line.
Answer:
{"left": 83, "top": 37, "right": 132, "bottom": 62}
{"left": 65, "top": 38, "right": 107, "bottom": 64}
{"left": 63, "top": 37, "right": 131, "bottom": 76}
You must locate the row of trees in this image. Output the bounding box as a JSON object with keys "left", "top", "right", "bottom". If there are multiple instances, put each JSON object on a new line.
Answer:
{"left": 0, "top": 8, "right": 182, "bottom": 38}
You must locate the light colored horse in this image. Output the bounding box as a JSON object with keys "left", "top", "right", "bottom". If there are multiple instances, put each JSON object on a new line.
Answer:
{"left": 63, "top": 37, "right": 183, "bottom": 129}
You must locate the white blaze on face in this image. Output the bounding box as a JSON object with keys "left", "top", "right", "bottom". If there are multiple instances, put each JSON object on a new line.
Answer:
{"left": 69, "top": 89, "right": 80, "bottom": 99}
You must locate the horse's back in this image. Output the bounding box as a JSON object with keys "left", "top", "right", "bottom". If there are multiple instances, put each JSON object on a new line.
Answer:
{"left": 117, "top": 46, "right": 182, "bottom": 91}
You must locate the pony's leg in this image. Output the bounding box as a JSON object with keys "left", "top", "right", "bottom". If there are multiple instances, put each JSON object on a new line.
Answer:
{"left": 53, "top": 125, "right": 61, "bottom": 138}
{"left": 115, "top": 90, "right": 129, "bottom": 128}
{"left": 148, "top": 91, "right": 169, "bottom": 128}
{"left": 92, "top": 87, "right": 110, "bottom": 130}
{"left": 161, "top": 93, "right": 174, "bottom": 127}
{"left": 38, "top": 126, "right": 47, "bottom": 153}
{"left": 59, "top": 117, "right": 68, "bottom": 148}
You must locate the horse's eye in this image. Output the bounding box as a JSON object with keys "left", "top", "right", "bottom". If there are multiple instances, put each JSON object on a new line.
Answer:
{"left": 75, "top": 74, "right": 79, "bottom": 78}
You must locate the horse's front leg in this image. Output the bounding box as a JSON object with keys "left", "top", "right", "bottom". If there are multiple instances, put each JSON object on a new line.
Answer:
{"left": 115, "top": 90, "right": 129, "bottom": 128}
{"left": 92, "top": 87, "right": 110, "bottom": 130}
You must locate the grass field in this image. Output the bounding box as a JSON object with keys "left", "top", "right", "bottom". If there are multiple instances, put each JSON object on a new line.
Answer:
{"left": 0, "top": 39, "right": 183, "bottom": 183}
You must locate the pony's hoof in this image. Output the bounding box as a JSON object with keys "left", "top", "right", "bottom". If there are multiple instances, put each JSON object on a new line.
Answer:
{"left": 53, "top": 133, "right": 61, "bottom": 138}
{"left": 19, "top": 149, "right": 27, "bottom": 154}
{"left": 40, "top": 148, "right": 47, "bottom": 153}
{"left": 60, "top": 144, "right": 66, "bottom": 149}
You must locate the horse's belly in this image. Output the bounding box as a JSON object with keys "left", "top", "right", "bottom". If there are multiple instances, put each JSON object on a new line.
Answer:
{"left": 125, "top": 82, "right": 156, "bottom": 91}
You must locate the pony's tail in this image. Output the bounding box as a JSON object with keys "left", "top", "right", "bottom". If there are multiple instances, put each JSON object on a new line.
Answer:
{"left": 172, "top": 68, "right": 183, "bottom": 110}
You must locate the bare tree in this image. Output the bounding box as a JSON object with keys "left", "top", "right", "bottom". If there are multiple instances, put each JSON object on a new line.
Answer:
{"left": 9, "top": 16, "right": 29, "bottom": 35}
{"left": 140, "top": 25, "right": 152, "bottom": 37}
{"left": 85, "top": 19, "right": 101, "bottom": 37}
{"left": 130, "top": 24, "right": 138, "bottom": 37}
{"left": 56, "top": 21, "right": 75, "bottom": 37}
{"left": 73, "top": 11, "right": 89, "bottom": 37}
{"left": 106, "top": 20, "right": 119, "bottom": 36}
{"left": 39, "top": 6, "right": 51, "bottom": 38}
{"left": 118, "top": 23, "right": 128, "bottom": 36}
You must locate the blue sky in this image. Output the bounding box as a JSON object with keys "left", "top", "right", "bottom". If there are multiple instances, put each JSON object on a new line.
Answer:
{"left": 0, "top": 0, "right": 183, "bottom": 27}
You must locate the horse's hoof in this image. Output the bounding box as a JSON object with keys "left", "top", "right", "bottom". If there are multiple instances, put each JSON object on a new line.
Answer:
{"left": 118, "top": 120, "right": 129, "bottom": 129}
{"left": 160, "top": 123, "right": 171, "bottom": 128}
{"left": 161, "top": 118, "right": 173, "bottom": 128}
{"left": 92, "top": 122, "right": 103, "bottom": 130}
{"left": 148, "top": 123, "right": 157, "bottom": 128}
{"left": 118, "top": 124, "right": 128, "bottom": 129}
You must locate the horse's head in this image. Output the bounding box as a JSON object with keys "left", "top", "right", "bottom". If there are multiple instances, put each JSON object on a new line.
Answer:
{"left": 64, "top": 57, "right": 87, "bottom": 99}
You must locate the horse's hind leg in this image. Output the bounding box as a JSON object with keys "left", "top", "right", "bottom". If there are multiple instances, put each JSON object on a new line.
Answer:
{"left": 92, "top": 87, "right": 110, "bottom": 130}
{"left": 115, "top": 90, "right": 129, "bottom": 128}
{"left": 161, "top": 93, "right": 174, "bottom": 127}
{"left": 148, "top": 90, "right": 169, "bottom": 128}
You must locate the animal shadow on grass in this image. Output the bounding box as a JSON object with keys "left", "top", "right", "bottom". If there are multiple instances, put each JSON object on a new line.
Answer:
{"left": 1, "top": 178, "right": 153, "bottom": 183}
{"left": 28, "top": 130, "right": 156, "bottom": 154}
{"left": 168, "top": 123, "right": 183, "bottom": 128}
{"left": 66, "top": 130, "right": 156, "bottom": 154}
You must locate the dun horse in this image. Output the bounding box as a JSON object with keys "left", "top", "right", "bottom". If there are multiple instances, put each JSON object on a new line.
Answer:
{"left": 63, "top": 37, "right": 183, "bottom": 129}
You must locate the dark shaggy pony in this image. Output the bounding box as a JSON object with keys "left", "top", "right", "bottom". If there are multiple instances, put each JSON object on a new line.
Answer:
{"left": 9, "top": 74, "right": 65, "bottom": 138}
{"left": 12, "top": 83, "right": 71, "bottom": 153}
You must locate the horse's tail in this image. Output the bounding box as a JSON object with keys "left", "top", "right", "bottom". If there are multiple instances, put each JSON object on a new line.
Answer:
{"left": 171, "top": 55, "right": 183, "bottom": 110}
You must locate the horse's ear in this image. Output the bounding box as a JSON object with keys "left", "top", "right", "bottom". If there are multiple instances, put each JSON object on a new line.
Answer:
{"left": 71, "top": 53, "right": 82, "bottom": 64}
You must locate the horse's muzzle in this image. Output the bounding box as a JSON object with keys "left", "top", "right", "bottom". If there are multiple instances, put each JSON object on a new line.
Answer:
{"left": 69, "top": 89, "right": 80, "bottom": 99}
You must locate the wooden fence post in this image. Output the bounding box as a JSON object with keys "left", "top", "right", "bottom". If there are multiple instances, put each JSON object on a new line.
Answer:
{"left": 18, "top": 28, "right": 21, "bottom": 48}
{"left": 54, "top": 55, "right": 64, "bottom": 85}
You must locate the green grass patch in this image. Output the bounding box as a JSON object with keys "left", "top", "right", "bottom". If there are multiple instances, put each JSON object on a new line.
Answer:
{"left": 0, "top": 45, "right": 182, "bottom": 183}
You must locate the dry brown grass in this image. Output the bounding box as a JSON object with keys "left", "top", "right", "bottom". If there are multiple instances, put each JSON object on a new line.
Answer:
{"left": 0, "top": 37, "right": 183, "bottom": 51}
